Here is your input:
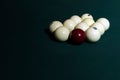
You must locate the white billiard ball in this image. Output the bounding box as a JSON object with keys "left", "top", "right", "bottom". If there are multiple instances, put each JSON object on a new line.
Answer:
{"left": 86, "top": 27, "right": 101, "bottom": 42}
{"left": 63, "top": 19, "right": 76, "bottom": 31}
{"left": 54, "top": 26, "right": 70, "bottom": 41}
{"left": 96, "top": 18, "right": 110, "bottom": 30}
{"left": 91, "top": 22, "right": 105, "bottom": 35}
{"left": 70, "top": 15, "right": 82, "bottom": 25}
{"left": 75, "top": 22, "right": 89, "bottom": 31}
{"left": 81, "top": 13, "right": 93, "bottom": 20}
{"left": 49, "top": 21, "right": 63, "bottom": 33}
{"left": 82, "top": 18, "right": 95, "bottom": 26}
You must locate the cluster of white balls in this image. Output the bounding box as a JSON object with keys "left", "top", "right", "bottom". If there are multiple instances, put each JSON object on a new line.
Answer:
{"left": 49, "top": 13, "right": 110, "bottom": 42}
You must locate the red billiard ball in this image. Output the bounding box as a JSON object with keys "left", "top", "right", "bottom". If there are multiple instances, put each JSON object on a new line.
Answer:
{"left": 69, "top": 29, "right": 86, "bottom": 44}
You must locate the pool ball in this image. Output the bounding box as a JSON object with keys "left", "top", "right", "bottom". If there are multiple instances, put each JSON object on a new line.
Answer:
{"left": 54, "top": 26, "right": 70, "bottom": 41}
{"left": 49, "top": 21, "right": 63, "bottom": 33}
{"left": 82, "top": 18, "right": 95, "bottom": 26}
{"left": 69, "top": 29, "right": 86, "bottom": 44}
{"left": 86, "top": 27, "right": 101, "bottom": 42}
{"left": 96, "top": 18, "right": 110, "bottom": 30}
{"left": 64, "top": 19, "right": 76, "bottom": 32}
{"left": 70, "top": 15, "right": 82, "bottom": 25}
{"left": 81, "top": 13, "right": 93, "bottom": 20}
{"left": 75, "top": 22, "right": 89, "bottom": 31}
{"left": 91, "top": 22, "right": 105, "bottom": 35}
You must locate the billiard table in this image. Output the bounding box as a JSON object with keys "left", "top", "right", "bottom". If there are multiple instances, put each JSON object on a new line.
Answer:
{"left": 4, "top": 0, "right": 120, "bottom": 80}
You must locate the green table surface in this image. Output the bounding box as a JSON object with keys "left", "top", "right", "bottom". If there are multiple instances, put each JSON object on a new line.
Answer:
{"left": 2, "top": 0, "right": 120, "bottom": 80}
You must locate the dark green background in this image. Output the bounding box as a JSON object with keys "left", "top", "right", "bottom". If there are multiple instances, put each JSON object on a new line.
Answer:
{"left": 1, "top": 0, "right": 120, "bottom": 80}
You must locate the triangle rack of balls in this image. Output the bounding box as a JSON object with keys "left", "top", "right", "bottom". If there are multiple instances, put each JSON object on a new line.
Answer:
{"left": 49, "top": 13, "right": 110, "bottom": 44}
